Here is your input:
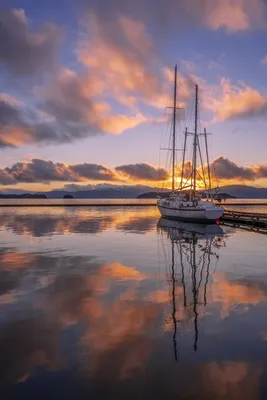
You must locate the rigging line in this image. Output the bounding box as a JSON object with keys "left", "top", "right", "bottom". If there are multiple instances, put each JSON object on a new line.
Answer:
{"left": 179, "top": 171, "right": 194, "bottom": 191}
{"left": 162, "top": 106, "right": 173, "bottom": 190}
{"left": 156, "top": 227, "right": 162, "bottom": 288}
{"left": 196, "top": 246, "right": 206, "bottom": 270}
{"left": 204, "top": 239, "right": 212, "bottom": 306}
{"left": 196, "top": 242, "right": 208, "bottom": 293}
{"left": 178, "top": 240, "right": 187, "bottom": 309}
{"left": 171, "top": 239, "right": 178, "bottom": 362}
{"left": 181, "top": 244, "right": 192, "bottom": 267}
{"left": 196, "top": 170, "right": 207, "bottom": 185}
{"left": 197, "top": 135, "right": 207, "bottom": 189}
{"left": 191, "top": 238, "right": 199, "bottom": 352}
{"left": 204, "top": 128, "right": 211, "bottom": 193}
{"left": 158, "top": 107, "right": 167, "bottom": 191}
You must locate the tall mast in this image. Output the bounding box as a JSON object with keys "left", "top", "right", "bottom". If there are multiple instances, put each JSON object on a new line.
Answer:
{"left": 192, "top": 84, "right": 198, "bottom": 197}
{"left": 172, "top": 65, "right": 177, "bottom": 193}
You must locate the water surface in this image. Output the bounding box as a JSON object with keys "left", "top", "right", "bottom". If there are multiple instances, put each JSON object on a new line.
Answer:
{"left": 0, "top": 206, "right": 267, "bottom": 399}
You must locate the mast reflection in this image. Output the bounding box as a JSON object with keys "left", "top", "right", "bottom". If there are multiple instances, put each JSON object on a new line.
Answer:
{"left": 157, "top": 218, "right": 225, "bottom": 358}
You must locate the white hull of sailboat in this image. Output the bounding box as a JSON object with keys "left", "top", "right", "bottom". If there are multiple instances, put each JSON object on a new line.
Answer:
{"left": 158, "top": 204, "right": 223, "bottom": 223}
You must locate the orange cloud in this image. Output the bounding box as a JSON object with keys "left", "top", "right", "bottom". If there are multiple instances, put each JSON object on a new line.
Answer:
{"left": 97, "top": 113, "right": 147, "bottom": 135}
{"left": 2, "top": 5, "right": 267, "bottom": 150}
{"left": 77, "top": 12, "right": 172, "bottom": 113}
{"left": 184, "top": 0, "right": 266, "bottom": 32}
{"left": 0, "top": 126, "right": 33, "bottom": 148}
{"left": 211, "top": 78, "right": 266, "bottom": 121}
{"left": 0, "top": 93, "right": 21, "bottom": 106}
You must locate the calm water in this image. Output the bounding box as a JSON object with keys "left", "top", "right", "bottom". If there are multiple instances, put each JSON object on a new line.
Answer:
{"left": 0, "top": 206, "right": 267, "bottom": 399}
{"left": 0, "top": 198, "right": 156, "bottom": 206}
{"left": 0, "top": 198, "right": 267, "bottom": 214}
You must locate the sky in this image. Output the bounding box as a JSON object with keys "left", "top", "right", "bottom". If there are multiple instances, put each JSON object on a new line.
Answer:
{"left": 1, "top": 0, "right": 267, "bottom": 192}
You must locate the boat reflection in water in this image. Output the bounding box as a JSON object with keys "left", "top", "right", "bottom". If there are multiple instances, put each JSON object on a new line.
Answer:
{"left": 157, "top": 217, "right": 225, "bottom": 359}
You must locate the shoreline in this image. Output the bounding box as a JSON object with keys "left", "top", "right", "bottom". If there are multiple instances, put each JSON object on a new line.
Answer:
{"left": 0, "top": 203, "right": 157, "bottom": 207}
{"left": 0, "top": 199, "right": 266, "bottom": 207}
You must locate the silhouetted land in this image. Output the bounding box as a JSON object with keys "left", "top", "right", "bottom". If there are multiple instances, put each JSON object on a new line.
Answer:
{"left": 0, "top": 194, "right": 47, "bottom": 199}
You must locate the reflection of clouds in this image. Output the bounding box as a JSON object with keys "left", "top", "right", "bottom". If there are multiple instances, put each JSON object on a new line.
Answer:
{"left": 0, "top": 252, "right": 154, "bottom": 385}
{"left": 38, "top": 259, "right": 159, "bottom": 382}
{"left": 198, "top": 362, "right": 262, "bottom": 400}
{"left": 0, "top": 213, "right": 114, "bottom": 237}
{"left": 101, "top": 262, "right": 146, "bottom": 281}
{"left": 0, "top": 252, "right": 33, "bottom": 268}
{"left": 0, "top": 251, "right": 99, "bottom": 301}
{"left": 157, "top": 221, "right": 267, "bottom": 357}
{"left": 147, "top": 289, "right": 170, "bottom": 304}
{"left": 80, "top": 301, "right": 158, "bottom": 381}
{"left": 211, "top": 275, "right": 266, "bottom": 318}
{"left": 0, "top": 206, "right": 158, "bottom": 237}
{"left": 115, "top": 216, "right": 158, "bottom": 233}
{"left": 0, "top": 214, "right": 267, "bottom": 397}
{"left": 0, "top": 244, "right": 265, "bottom": 398}
{"left": 0, "top": 314, "right": 61, "bottom": 384}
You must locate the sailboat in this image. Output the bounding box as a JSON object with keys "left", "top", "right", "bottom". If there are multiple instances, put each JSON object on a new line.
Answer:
{"left": 157, "top": 65, "right": 224, "bottom": 223}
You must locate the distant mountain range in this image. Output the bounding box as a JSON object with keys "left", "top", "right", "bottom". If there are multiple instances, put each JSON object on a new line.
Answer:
{"left": 217, "top": 185, "right": 267, "bottom": 199}
{"left": 45, "top": 185, "right": 158, "bottom": 199}
{"left": 0, "top": 184, "right": 267, "bottom": 199}
{"left": 0, "top": 193, "right": 47, "bottom": 199}
{"left": 136, "top": 185, "right": 267, "bottom": 199}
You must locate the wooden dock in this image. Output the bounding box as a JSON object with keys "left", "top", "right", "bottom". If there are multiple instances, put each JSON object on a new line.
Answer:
{"left": 221, "top": 209, "right": 267, "bottom": 228}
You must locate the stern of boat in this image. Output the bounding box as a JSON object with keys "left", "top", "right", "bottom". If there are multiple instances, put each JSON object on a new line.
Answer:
{"left": 204, "top": 206, "right": 224, "bottom": 221}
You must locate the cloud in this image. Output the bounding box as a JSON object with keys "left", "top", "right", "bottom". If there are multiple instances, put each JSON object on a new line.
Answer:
{"left": 210, "top": 157, "right": 256, "bottom": 181}
{"left": 0, "top": 169, "right": 16, "bottom": 185}
{"left": 0, "top": 93, "right": 21, "bottom": 106}
{"left": 39, "top": 68, "right": 105, "bottom": 126}
{"left": 261, "top": 55, "right": 267, "bottom": 64}
{"left": 254, "top": 165, "right": 267, "bottom": 178}
{"left": 210, "top": 78, "right": 267, "bottom": 121}
{"left": 116, "top": 163, "right": 169, "bottom": 181}
{"left": 77, "top": 13, "right": 172, "bottom": 110}
{"left": 69, "top": 163, "right": 117, "bottom": 181}
{"left": 195, "top": 0, "right": 266, "bottom": 32}
{"left": 0, "top": 159, "right": 170, "bottom": 185}
{"left": 0, "top": 8, "right": 62, "bottom": 77}
{"left": 0, "top": 99, "right": 65, "bottom": 148}
{"left": 176, "top": 156, "right": 267, "bottom": 184}
{"left": 0, "top": 10, "right": 151, "bottom": 147}
{"left": 0, "top": 89, "right": 146, "bottom": 148}
{"left": 75, "top": 3, "right": 267, "bottom": 128}
{"left": 1, "top": 4, "right": 267, "bottom": 151}
{"left": 3, "top": 159, "right": 117, "bottom": 185}
{"left": 209, "top": 156, "right": 267, "bottom": 182}
{"left": 83, "top": 0, "right": 266, "bottom": 34}
{"left": 97, "top": 113, "right": 147, "bottom": 134}
{"left": 5, "top": 159, "right": 75, "bottom": 183}
{"left": 1, "top": 157, "right": 267, "bottom": 186}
